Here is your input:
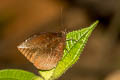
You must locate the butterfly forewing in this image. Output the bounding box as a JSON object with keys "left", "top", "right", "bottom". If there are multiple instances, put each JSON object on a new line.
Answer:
{"left": 17, "top": 32, "right": 65, "bottom": 70}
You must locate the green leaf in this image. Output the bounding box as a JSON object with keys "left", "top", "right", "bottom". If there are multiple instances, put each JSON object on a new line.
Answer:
{"left": 0, "top": 69, "right": 42, "bottom": 80}
{"left": 39, "top": 21, "right": 99, "bottom": 80}
{"left": 39, "top": 68, "right": 55, "bottom": 80}
{"left": 32, "top": 76, "right": 43, "bottom": 80}
{"left": 0, "top": 78, "right": 17, "bottom": 80}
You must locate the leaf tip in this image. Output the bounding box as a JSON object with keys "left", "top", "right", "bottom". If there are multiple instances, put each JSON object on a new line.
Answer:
{"left": 88, "top": 20, "right": 99, "bottom": 32}
{"left": 93, "top": 20, "right": 99, "bottom": 28}
{"left": 95, "top": 20, "right": 99, "bottom": 24}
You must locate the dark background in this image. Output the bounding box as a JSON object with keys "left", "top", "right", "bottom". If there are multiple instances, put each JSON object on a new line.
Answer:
{"left": 0, "top": 0, "right": 120, "bottom": 80}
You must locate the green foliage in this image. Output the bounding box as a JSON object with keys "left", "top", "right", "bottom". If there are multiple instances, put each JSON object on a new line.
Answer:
{"left": 0, "top": 21, "right": 99, "bottom": 80}
{"left": 0, "top": 69, "right": 41, "bottom": 80}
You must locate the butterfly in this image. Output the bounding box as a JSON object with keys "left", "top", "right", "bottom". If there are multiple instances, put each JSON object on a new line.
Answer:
{"left": 17, "top": 32, "right": 66, "bottom": 70}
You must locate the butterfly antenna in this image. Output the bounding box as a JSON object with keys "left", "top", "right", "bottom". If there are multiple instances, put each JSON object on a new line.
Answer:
{"left": 60, "top": 8, "right": 63, "bottom": 28}
{"left": 60, "top": 8, "right": 67, "bottom": 34}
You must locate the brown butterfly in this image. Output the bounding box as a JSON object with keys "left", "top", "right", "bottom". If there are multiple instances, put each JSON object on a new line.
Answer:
{"left": 17, "top": 32, "right": 66, "bottom": 70}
